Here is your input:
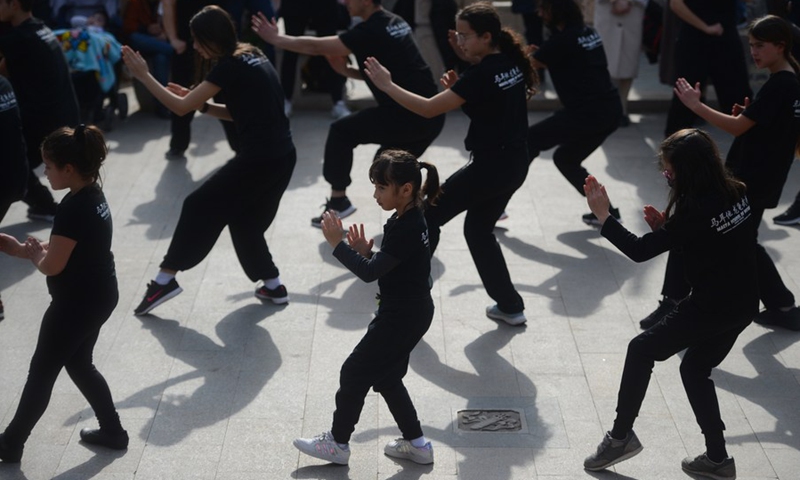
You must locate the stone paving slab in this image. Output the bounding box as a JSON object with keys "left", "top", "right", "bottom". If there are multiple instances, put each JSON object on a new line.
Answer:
{"left": 1, "top": 93, "right": 800, "bottom": 479}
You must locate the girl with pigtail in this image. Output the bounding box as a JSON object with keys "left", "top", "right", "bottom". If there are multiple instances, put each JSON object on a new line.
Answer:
{"left": 0, "top": 125, "right": 127, "bottom": 463}
{"left": 293, "top": 150, "right": 439, "bottom": 466}
{"left": 363, "top": 1, "right": 536, "bottom": 326}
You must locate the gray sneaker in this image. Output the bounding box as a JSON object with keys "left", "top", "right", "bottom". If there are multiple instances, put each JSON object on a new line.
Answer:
{"left": 584, "top": 430, "right": 643, "bottom": 471}
{"left": 384, "top": 438, "right": 434, "bottom": 464}
{"left": 681, "top": 453, "right": 736, "bottom": 480}
{"left": 485, "top": 305, "right": 527, "bottom": 326}
{"left": 293, "top": 431, "right": 350, "bottom": 465}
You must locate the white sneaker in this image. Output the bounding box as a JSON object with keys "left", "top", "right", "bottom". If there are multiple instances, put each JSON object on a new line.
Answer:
{"left": 284, "top": 100, "right": 293, "bottom": 118}
{"left": 486, "top": 304, "right": 527, "bottom": 326}
{"left": 384, "top": 438, "right": 434, "bottom": 465}
{"left": 331, "top": 100, "right": 351, "bottom": 119}
{"left": 293, "top": 431, "right": 350, "bottom": 465}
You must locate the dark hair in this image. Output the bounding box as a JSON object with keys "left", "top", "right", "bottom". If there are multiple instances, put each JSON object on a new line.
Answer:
{"left": 369, "top": 149, "right": 441, "bottom": 207}
{"left": 537, "top": 0, "right": 584, "bottom": 29}
{"left": 13, "top": 0, "right": 33, "bottom": 12}
{"left": 659, "top": 129, "right": 745, "bottom": 219}
{"left": 41, "top": 124, "right": 108, "bottom": 183}
{"left": 190, "top": 5, "right": 263, "bottom": 80}
{"left": 749, "top": 15, "right": 800, "bottom": 79}
{"left": 458, "top": 2, "right": 538, "bottom": 96}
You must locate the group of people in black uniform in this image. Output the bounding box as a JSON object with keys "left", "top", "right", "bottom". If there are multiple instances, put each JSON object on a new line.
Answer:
{"left": 1, "top": 1, "right": 800, "bottom": 479}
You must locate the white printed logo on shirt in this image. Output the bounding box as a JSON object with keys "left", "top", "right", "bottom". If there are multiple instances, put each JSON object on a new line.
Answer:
{"left": 386, "top": 22, "right": 412, "bottom": 39}
{"left": 0, "top": 91, "right": 18, "bottom": 113}
{"left": 240, "top": 53, "right": 268, "bottom": 67}
{"left": 494, "top": 66, "right": 524, "bottom": 90}
{"left": 36, "top": 26, "right": 56, "bottom": 44}
{"left": 793, "top": 99, "right": 800, "bottom": 118}
{"left": 96, "top": 202, "right": 111, "bottom": 220}
{"left": 577, "top": 31, "right": 603, "bottom": 51}
{"left": 710, "top": 196, "right": 751, "bottom": 234}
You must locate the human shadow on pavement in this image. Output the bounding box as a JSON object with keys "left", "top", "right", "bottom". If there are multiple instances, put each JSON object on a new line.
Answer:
{"left": 712, "top": 331, "right": 800, "bottom": 451}
{"left": 0, "top": 463, "right": 30, "bottom": 480}
{"left": 64, "top": 304, "right": 281, "bottom": 446}
{"left": 50, "top": 447, "right": 125, "bottom": 480}
{"left": 493, "top": 229, "right": 638, "bottom": 318}
{"left": 291, "top": 464, "right": 352, "bottom": 479}
{"left": 348, "top": 325, "right": 549, "bottom": 480}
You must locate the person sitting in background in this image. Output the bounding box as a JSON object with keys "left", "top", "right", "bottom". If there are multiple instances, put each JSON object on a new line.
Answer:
{"left": 123, "top": 0, "right": 172, "bottom": 118}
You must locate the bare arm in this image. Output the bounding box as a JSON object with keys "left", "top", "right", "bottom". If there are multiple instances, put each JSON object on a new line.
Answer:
{"left": 326, "top": 55, "right": 363, "bottom": 80}
{"left": 251, "top": 13, "right": 351, "bottom": 56}
{"left": 26, "top": 235, "right": 76, "bottom": 276}
{"left": 674, "top": 78, "right": 755, "bottom": 136}
{"left": 670, "top": 0, "right": 723, "bottom": 36}
{"left": 166, "top": 83, "right": 233, "bottom": 121}
{"left": 363, "top": 57, "right": 464, "bottom": 118}
{"left": 123, "top": 46, "right": 222, "bottom": 116}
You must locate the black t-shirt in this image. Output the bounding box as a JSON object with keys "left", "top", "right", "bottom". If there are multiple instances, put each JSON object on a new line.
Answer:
{"left": 0, "top": 17, "right": 80, "bottom": 130}
{"left": 726, "top": 71, "right": 800, "bottom": 208}
{"left": 601, "top": 192, "right": 758, "bottom": 315}
{"left": 47, "top": 184, "right": 116, "bottom": 299}
{"left": 0, "top": 76, "right": 28, "bottom": 204}
{"left": 333, "top": 206, "right": 432, "bottom": 299}
{"left": 533, "top": 24, "right": 620, "bottom": 112}
{"left": 206, "top": 51, "right": 293, "bottom": 158}
{"left": 450, "top": 53, "right": 528, "bottom": 152}
{"left": 339, "top": 9, "right": 438, "bottom": 107}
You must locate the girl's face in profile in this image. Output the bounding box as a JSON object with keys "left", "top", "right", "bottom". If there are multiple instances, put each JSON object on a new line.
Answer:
{"left": 42, "top": 157, "right": 71, "bottom": 191}
{"left": 373, "top": 182, "right": 402, "bottom": 212}
{"left": 455, "top": 19, "right": 490, "bottom": 60}
{"left": 749, "top": 36, "right": 785, "bottom": 72}
{"left": 192, "top": 37, "right": 213, "bottom": 59}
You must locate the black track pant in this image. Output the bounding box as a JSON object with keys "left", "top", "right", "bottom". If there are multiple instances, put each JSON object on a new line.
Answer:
{"left": 161, "top": 149, "right": 296, "bottom": 281}
{"left": 3, "top": 282, "right": 122, "bottom": 447}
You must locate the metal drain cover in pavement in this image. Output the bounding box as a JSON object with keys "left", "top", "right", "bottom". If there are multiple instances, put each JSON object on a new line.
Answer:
{"left": 457, "top": 409, "right": 522, "bottom": 432}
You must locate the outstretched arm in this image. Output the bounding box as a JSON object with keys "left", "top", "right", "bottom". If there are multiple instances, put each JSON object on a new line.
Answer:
{"left": 363, "top": 57, "right": 464, "bottom": 118}
{"left": 122, "top": 46, "right": 222, "bottom": 116}
{"left": 251, "top": 12, "right": 351, "bottom": 56}
{"left": 674, "top": 78, "right": 755, "bottom": 136}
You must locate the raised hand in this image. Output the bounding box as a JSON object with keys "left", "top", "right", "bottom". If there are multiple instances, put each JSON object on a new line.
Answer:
{"left": 346, "top": 223, "right": 374, "bottom": 257}
{"left": 583, "top": 175, "right": 611, "bottom": 225}
{"left": 251, "top": 12, "right": 279, "bottom": 44}
{"left": 320, "top": 210, "right": 345, "bottom": 248}
{"left": 732, "top": 97, "right": 750, "bottom": 116}
{"left": 362, "top": 57, "right": 392, "bottom": 91}
{"left": 440, "top": 69, "right": 458, "bottom": 90}
{"left": 643, "top": 205, "right": 666, "bottom": 231}
{"left": 24, "top": 236, "right": 45, "bottom": 264}
{"left": 674, "top": 77, "right": 702, "bottom": 111}
{"left": 121, "top": 46, "right": 150, "bottom": 80}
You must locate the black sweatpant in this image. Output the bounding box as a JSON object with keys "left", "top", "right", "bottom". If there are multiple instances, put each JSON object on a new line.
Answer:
{"left": 331, "top": 296, "right": 433, "bottom": 444}
{"left": 323, "top": 106, "right": 444, "bottom": 191}
{"left": 425, "top": 148, "right": 528, "bottom": 314}
{"left": 280, "top": 5, "right": 346, "bottom": 103}
{"left": 660, "top": 205, "right": 795, "bottom": 310}
{"left": 664, "top": 29, "right": 752, "bottom": 137}
{"left": 527, "top": 106, "right": 621, "bottom": 195}
{"left": 3, "top": 281, "right": 122, "bottom": 447}
{"left": 613, "top": 301, "right": 751, "bottom": 450}
{"left": 161, "top": 149, "right": 296, "bottom": 281}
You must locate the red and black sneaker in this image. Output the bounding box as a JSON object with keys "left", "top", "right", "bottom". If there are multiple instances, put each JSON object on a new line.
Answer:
{"left": 134, "top": 279, "right": 183, "bottom": 316}
{"left": 255, "top": 283, "right": 289, "bottom": 304}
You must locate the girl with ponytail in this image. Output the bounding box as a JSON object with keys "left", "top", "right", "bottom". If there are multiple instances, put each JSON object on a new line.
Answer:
{"left": 293, "top": 150, "right": 439, "bottom": 466}
{"left": 527, "top": 0, "right": 625, "bottom": 226}
{"left": 0, "top": 125, "right": 127, "bottom": 463}
{"left": 669, "top": 14, "right": 800, "bottom": 332}
{"left": 363, "top": 1, "right": 534, "bottom": 326}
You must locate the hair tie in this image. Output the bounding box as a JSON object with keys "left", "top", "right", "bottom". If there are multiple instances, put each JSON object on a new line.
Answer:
{"left": 74, "top": 124, "right": 86, "bottom": 142}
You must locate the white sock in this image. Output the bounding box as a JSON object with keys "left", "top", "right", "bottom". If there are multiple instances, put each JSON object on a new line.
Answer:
{"left": 154, "top": 271, "right": 175, "bottom": 285}
{"left": 263, "top": 277, "right": 282, "bottom": 290}
{"left": 410, "top": 436, "right": 428, "bottom": 448}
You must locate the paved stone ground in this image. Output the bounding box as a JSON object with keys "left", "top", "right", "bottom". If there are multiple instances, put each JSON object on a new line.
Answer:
{"left": 2, "top": 73, "right": 800, "bottom": 479}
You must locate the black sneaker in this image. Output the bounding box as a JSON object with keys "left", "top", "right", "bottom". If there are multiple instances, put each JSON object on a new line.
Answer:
{"left": 133, "top": 279, "right": 183, "bottom": 316}
{"left": 311, "top": 197, "right": 357, "bottom": 228}
{"left": 255, "top": 284, "right": 289, "bottom": 304}
{"left": 584, "top": 430, "right": 643, "bottom": 471}
{"left": 0, "top": 297, "right": 4, "bottom": 321}
{"left": 27, "top": 204, "right": 58, "bottom": 223}
{"left": 639, "top": 298, "right": 680, "bottom": 330}
{"left": 753, "top": 307, "right": 800, "bottom": 331}
{"left": 165, "top": 148, "right": 186, "bottom": 161}
{"left": 681, "top": 453, "right": 736, "bottom": 480}
{"left": 582, "top": 207, "right": 621, "bottom": 227}
{"left": 0, "top": 433, "right": 23, "bottom": 463}
{"left": 79, "top": 428, "right": 129, "bottom": 450}
{"left": 773, "top": 201, "right": 800, "bottom": 225}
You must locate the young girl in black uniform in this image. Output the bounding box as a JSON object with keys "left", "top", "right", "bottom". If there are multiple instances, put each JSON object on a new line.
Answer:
{"left": 294, "top": 150, "right": 439, "bottom": 466}
{"left": 645, "top": 15, "right": 800, "bottom": 332}
{"left": 582, "top": 129, "right": 757, "bottom": 480}
{"left": 0, "top": 125, "right": 127, "bottom": 463}
{"left": 122, "top": 6, "right": 296, "bottom": 315}
{"left": 363, "top": 1, "right": 536, "bottom": 326}
{"left": 527, "top": 0, "right": 624, "bottom": 226}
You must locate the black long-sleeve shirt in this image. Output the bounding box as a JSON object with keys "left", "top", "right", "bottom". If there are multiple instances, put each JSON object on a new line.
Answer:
{"left": 600, "top": 193, "right": 758, "bottom": 315}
